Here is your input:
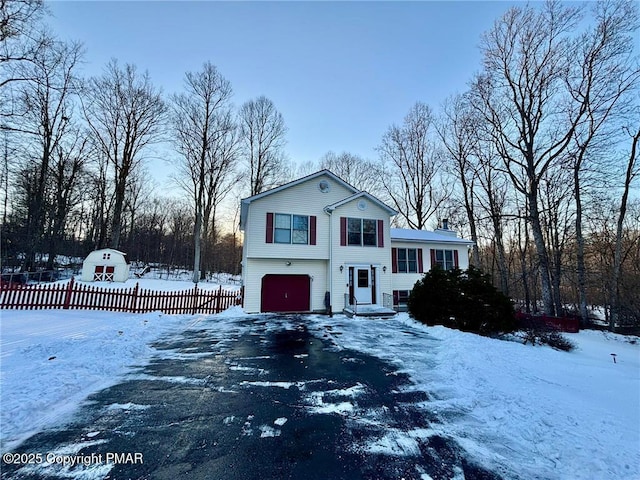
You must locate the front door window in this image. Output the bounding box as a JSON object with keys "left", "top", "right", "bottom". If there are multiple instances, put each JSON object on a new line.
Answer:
{"left": 355, "top": 268, "right": 372, "bottom": 304}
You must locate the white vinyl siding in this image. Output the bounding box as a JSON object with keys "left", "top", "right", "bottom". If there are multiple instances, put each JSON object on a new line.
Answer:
{"left": 243, "top": 258, "right": 327, "bottom": 313}
{"left": 390, "top": 240, "right": 470, "bottom": 292}
{"left": 329, "top": 200, "right": 392, "bottom": 310}
{"left": 244, "top": 177, "right": 354, "bottom": 260}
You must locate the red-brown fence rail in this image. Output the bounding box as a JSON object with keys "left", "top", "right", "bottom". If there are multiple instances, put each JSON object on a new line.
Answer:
{"left": 516, "top": 311, "right": 580, "bottom": 333}
{"left": 0, "top": 277, "right": 244, "bottom": 315}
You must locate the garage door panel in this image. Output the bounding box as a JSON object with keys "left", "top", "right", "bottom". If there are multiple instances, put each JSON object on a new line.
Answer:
{"left": 261, "top": 274, "right": 310, "bottom": 312}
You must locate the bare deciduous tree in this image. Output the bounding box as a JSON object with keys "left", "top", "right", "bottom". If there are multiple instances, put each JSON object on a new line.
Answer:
{"left": 317, "top": 151, "right": 380, "bottom": 192}
{"left": 83, "top": 59, "right": 166, "bottom": 249}
{"left": 472, "top": 123, "right": 512, "bottom": 295}
{"left": 1, "top": 0, "right": 47, "bottom": 124}
{"left": 44, "top": 128, "right": 91, "bottom": 269}
{"left": 438, "top": 93, "right": 481, "bottom": 265}
{"left": 611, "top": 125, "right": 640, "bottom": 329}
{"left": 171, "top": 61, "right": 238, "bottom": 283}
{"left": 8, "top": 35, "right": 82, "bottom": 270}
{"left": 377, "top": 102, "right": 449, "bottom": 230}
{"left": 473, "top": 1, "right": 586, "bottom": 315}
{"left": 566, "top": 0, "right": 640, "bottom": 323}
{"left": 239, "top": 96, "right": 288, "bottom": 196}
{"left": 0, "top": 0, "right": 44, "bottom": 44}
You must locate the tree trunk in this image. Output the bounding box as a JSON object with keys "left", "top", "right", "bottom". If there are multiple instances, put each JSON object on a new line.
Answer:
{"left": 610, "top": 128, "right": 639, "bottom": 331}
{"left": 574, "top": 165, "right": 588, "bottom": 324}
{"left": 110, "top": 184, "right": 125, "bottom": 249}
{"left": 528, "top": 188, "right": 555, "bottom": 316}
{"left": 192, "top": 209, "right": 202, "bottom": 284}
{"left": 492, "top": 213, "right": 509, "bottom": 295}
{"left": 517, "top": 210, "right": 531, "bottom": 313}
{"left": 110, "top": 165, "right": 129, "bottom": 249}
{"left": 461, "top": 176, "right": 480, "bottom": 266}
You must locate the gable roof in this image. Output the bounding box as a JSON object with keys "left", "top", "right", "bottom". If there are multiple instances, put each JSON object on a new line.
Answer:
{"left": 242, "top": 170, "right": 358, "bottom": 204}
{"left": 324, "top": 191, "right": 398, "bottom": 216}
{"left": 391, "top": 228, "right": 475, "bottom": 245}
{"left": 240, "top": 170, "right": 396, "bottom": 229}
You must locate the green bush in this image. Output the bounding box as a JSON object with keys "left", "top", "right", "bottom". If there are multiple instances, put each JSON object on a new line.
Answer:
{"left": 408, "top": 266, "right": 517, "bottom": 335}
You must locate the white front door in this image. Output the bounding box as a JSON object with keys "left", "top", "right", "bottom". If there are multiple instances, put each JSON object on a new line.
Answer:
{"left": 354, "top": 267, "right": 372, "bottom": 304}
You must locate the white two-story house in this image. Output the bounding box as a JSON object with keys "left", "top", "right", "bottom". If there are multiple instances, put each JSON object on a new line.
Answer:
{"left": 240, "top": 170, "right": 473, "bottom": 315}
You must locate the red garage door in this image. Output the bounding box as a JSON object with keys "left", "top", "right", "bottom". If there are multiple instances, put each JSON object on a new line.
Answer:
{"left": 261, "top": 274, "right": 311, "bottom": 313}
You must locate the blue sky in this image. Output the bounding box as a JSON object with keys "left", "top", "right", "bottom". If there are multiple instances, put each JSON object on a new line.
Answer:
{"left": 48, "top": 1, "right": 516, "bottom": 185}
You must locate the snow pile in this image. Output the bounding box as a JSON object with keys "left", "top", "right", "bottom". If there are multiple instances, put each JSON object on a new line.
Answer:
{"left": 307, "top": 313, "right": 640, "bottom": 480}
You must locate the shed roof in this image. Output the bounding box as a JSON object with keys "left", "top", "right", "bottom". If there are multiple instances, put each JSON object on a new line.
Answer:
{"left": 86, "top": 248, "right": 127, "bottom": 257}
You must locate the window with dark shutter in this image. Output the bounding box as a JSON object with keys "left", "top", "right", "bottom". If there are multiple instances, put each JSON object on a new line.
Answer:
{"left": 267, "top": 212, "right": 314, "bottom": 245}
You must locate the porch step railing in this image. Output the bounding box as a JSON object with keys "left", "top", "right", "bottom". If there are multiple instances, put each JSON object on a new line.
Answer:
{"left": 344, "top": 293, "right": 358, "bottom": 315}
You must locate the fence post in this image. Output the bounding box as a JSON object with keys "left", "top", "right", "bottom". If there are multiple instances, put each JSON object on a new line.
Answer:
{"left": 215, "top": 285, "right": 222, "bottom": 313}
{"left": 191, "top": 284, "right": 199, "bottom": 315}
{"left": 130, "top": 282, "right": 139, "bottom": 313}
{"left": 63, "top": 276, "right": 75, "bottom": 309}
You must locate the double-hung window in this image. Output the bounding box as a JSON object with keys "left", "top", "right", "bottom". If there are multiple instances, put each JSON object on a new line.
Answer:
{"left": 397, "top": 248, "right": 418, "bottom": 273}
{"left": 274, "top": 214, "right": 308, "bottom": 244}
{"left": 392, "top": 247, "right": 424, "bottom": 274}
{"left": 347, "top": 218, "right": 377, "bottom": 246}
{"left": 434, "top": 249, "right": 455, "bottom": 270}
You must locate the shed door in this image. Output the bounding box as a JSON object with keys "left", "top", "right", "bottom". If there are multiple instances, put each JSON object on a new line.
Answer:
{"left": 261, "top": 275, "right": 310, "bottom": 313}
{"left": 104, "top": 266, "right": 115, "bottom": 281}
{"left": 93, "top": 265, "right": 104, "bottom": 281}
{"left": 93, "top": 265, "right": 115, "bottom": 281}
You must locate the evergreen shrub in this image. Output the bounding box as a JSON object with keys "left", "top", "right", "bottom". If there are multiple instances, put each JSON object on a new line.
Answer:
{"left": 407, "top": 266, "right": 517, "bottom": 335}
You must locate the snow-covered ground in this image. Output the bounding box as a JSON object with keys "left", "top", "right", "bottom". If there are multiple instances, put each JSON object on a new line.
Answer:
{"left": 306, "top": 314, "right": 640, "bottom": 480}
{"left": 1, "top": 287, "right": 638, "bottom": 479}
{"left": 0, "top": 309, "right": 191, "bottom": 452}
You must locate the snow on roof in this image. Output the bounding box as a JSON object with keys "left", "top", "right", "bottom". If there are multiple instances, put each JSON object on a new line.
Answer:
{"left": 390, "top": 228, "right": 474, "bottom": 245}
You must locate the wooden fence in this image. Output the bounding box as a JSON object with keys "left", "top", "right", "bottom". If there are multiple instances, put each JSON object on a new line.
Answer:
{"left": 0, "top": 277, "right": 244, "bottom": 315}
{"left": 516, "top": 311, "right": 580, "bottom": 333}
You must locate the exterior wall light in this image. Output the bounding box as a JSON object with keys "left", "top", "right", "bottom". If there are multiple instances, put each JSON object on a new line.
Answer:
{"left": 383, "top": 266, "right": 387, "bottom": 273}
{"left": 339, "top": 265, "right": 344, "bottom": 273}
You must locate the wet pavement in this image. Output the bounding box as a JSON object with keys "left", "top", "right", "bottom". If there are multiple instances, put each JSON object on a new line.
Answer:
{"left": 2, "top": 315, "right": 501, "bottom": 480}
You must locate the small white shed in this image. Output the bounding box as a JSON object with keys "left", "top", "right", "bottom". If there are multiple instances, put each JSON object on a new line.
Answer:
{"left": 81, "top": 249, "right": 130, "bottom": 282}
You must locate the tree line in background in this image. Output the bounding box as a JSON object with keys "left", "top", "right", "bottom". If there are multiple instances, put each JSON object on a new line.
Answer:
{"left": 1, "top": 0, "right": 638, "bottom": 328}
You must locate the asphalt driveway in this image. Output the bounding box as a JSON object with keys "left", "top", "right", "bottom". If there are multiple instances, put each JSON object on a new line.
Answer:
{"left": 2, "top": 315, "right": 501, "bottom": 480}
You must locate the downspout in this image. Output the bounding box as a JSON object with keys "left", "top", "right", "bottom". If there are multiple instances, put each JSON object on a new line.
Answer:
{"left": 324, "top": 206, "right": 333, "bottom": 316}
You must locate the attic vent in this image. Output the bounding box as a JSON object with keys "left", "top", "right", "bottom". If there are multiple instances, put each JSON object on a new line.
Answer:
{"left": 318, "top": 180, "right": 330, "bottom": 193}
